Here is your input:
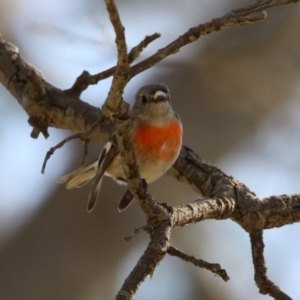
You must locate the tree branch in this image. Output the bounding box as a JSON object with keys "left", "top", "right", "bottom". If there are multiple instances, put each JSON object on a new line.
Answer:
{"left": 0, "top": 1, "right": 300, "bottom": 299}
{"left": 102, "top": 0, "right": 171, "bottom": 220}
{"left": 101, "top": 0, "right": 129, "bottom": 118}
{"left": 116, "top": 221, "right": 171, "bottom": 300}
{"left": 167, "top": 246, "right": 230, "bottom": 281}
{"left": 250, "top": 230, "right": 292, "bottom": 300}
{"left": 1, "top": 1, "right": 297, "bottom": 142}
{"left": 66, "top": 33, "right": 161, "bottom": 97}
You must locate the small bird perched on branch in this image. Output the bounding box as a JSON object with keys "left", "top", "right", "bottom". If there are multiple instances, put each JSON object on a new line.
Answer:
{"left": 58, "top": 83, "right": 183, "bottom": 212}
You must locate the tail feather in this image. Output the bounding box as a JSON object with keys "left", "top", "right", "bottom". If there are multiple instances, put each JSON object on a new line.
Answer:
{"left": 86, "top": 160, "right": 108, "bottom": 212}
{"left": 58, "top": 134, "right": 120, "bottom": 212}
{"left": 57, "top": 161, "right": 97, "bottom": 189}
{"left": 118, "top": 189, "right": 134, "bottom": 212}
{"left": 87, "top": 177, "right": 103, "bottom": 212}
{"left": 87, "top": 138, "right": 119, "bottom": 212}
{"left": 67, "top": 169, "right": 96, "bottom": 189}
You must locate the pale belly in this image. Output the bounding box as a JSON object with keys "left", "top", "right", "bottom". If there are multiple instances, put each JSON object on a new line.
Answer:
{"left": 137, "top": 156, "right": 177, "bottom": 183}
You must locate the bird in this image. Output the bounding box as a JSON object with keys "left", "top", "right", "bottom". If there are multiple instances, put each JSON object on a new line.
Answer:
{"left": 57, "top": 83, "right": 183, "bottom": 212}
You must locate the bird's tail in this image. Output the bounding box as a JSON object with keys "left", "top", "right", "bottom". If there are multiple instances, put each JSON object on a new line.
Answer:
{"left": 57, "top": 161, "right": 97, "bottom": 189}
{"left": 118, "top": 189, "right": 134, "bottom": 212}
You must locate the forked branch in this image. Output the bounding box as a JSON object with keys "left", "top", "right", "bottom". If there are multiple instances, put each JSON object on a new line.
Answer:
{"left": 0, "top": 0, "right": 299, "bottom": 299}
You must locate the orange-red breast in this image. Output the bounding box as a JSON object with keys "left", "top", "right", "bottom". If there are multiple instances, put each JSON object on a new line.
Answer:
{"left": 58, "top": 83, "right": 183, "bottom": 212}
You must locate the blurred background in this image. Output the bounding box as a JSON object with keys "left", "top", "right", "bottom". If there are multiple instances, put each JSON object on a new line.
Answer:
{"left": 1, "top": 0, "right": 300, "bottom": 299}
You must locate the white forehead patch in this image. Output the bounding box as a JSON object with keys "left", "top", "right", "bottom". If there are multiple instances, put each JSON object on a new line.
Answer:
{"left": 154, "top": 90, "right": 167, "bottom": 100}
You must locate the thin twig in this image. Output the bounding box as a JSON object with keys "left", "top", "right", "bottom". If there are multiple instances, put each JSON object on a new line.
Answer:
{"left": 250, "top": 230, "right": 292, "bottom": 300}
{"left": 128, "top": 12, "right": 267, "bottom": 79}
{"left": 127, "top": 0, "right": 299, "bottom": 79}
{"left": 101, "top": 0, "right": 129, "bottom": 117}
{"left": 124, "top": 224, "right": 150, "bottom": 241}
{"left": 41, "top": 118, "right": 103, "bottom": 173}
{"left": 168, "top": 246, "right": 230, "bottom": 281}
{"left": 66, "top": 33, "right": 160, "bottom": 97}
{"left": 64, "top": 1, "right": 299, "bottom": 97}
{"left": 231, "top": 0, "right": 298, "bottom": 16}
{"left": 90, "top": 33, "right": 160, "bottom": 84}
{"left": 41, "top": 133, "right": 83, "bottom": 174}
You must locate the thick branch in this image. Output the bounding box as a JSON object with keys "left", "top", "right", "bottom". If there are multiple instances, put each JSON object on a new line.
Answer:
{"left": 0, "top": 35, "right": 114, "bottom": 141}
{"left": 1, "top": 2, "right": 300, "bottom": 298}
{"left": 1, "top": 34, "right": 300, "bottom": 230}
{"left": 116, "top": 221, "right": 171, "bottom": 300}
{"left": 1, "top": 1, "right": 298, "bottom": 141}
{"left": 170, "top": 147, "right": 300, "bottom": 229}
{"left": 171, "top": 197, "right": 235, "bottom": 227}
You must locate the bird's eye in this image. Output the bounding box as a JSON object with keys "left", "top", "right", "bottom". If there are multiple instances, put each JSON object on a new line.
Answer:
{"left": 140, "top": 95, "right": 148, "bottom": 104}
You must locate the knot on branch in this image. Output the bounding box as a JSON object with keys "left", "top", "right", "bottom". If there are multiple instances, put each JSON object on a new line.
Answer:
{"left": 28, "top": 116, "right": 49, "bottom": 139}
{"left": 65, "top": 70, "right": 92, "bottom": 97}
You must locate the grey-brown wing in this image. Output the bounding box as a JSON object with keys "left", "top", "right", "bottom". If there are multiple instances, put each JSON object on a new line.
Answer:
{"left": 87, "top": 134, "right": 119, "bottom": 212}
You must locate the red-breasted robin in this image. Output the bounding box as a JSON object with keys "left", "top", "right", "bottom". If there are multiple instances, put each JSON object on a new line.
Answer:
{"left": 58, "top": 83, "right": 183, "bottom": 212}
